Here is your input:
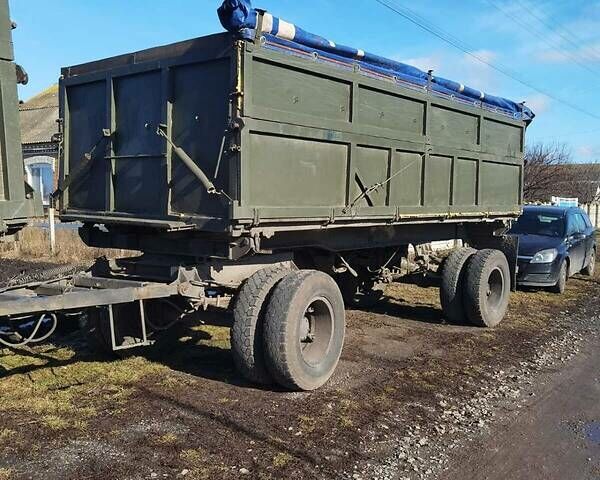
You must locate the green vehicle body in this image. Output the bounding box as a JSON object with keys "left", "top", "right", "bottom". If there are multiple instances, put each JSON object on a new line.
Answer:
{"left": 58, "top": 32, "right": 526, "bottom": 259}
{"left": 0, "top": 0, "right": 41, "bottom": 236}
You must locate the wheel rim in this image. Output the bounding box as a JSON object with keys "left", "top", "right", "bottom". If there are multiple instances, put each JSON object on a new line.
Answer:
{"left": 486, "top": 267, "right": 505, "bottom": 314}
{"left": 298, "top": 297, "right": 334, "bottom": 367}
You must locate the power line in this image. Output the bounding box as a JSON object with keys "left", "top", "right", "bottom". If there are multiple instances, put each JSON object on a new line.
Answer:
{"left": 486, "top": 0, "right": 600, "bottom": 78}
{"left": 535, "top": 127, "right": 600, "bottom": 140}
{"left": 373, "top": 0, "right": 600, "bottom": 121}
{"left": 515, "top": 0, "right": 600, "bottom": 62}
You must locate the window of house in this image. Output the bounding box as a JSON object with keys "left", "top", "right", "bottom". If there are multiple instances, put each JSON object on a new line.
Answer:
{"left": 25, "top": 156, "right": 55, "bottom": 206}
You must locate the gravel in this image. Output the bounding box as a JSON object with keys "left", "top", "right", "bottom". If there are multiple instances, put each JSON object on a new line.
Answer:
{"left": 348, "top": 305, "right": 600, "bottom": 480}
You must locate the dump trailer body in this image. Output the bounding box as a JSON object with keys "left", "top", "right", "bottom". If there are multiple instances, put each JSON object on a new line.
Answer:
{"left": 59, "top": 31, "right": 527, "bottom": 257}
{"left": 0, "top": 0, "right": 41, "bottom": 236}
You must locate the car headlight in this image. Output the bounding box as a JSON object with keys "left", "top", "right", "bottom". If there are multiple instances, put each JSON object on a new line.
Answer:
{"left": 531, "top": 248, "right": 558, "bottom": 264}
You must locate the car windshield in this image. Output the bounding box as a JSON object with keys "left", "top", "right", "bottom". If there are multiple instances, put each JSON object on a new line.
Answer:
{"left": 510, "top": 211, "right": 565, "bottom": 237}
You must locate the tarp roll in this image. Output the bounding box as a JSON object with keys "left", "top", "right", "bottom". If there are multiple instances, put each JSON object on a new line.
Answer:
{"left": 218, "top": 0, "right": 535, "bottom": 122}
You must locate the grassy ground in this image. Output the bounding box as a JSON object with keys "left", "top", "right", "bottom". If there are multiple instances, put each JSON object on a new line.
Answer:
{"left": 0, "top": 256, "right": 598, "bottom": 479}
{"left": 0, "top": 226, "right": 133, "bottom": 264}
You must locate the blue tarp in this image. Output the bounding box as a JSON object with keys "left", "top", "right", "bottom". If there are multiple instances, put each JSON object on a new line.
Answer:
{"left": 218, "top": 0, "right": 535, "bottom": 122}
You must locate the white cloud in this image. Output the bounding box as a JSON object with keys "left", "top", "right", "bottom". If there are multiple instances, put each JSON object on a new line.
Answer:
{"left": 577, "top": 145, "right": 596, "bottom": 159}
{"left": 523, "top": 93, "right": 550, "bottom": 114}
{"left": 391, "top": 49, "right": 502, "bottom": 92}
{"left": 535, "top": 42, "right": 600, "bottom": 64}
{"left": 392, "top": 54, "right": 442, "bottom": 73}
{"left": 453, "top": 50, "right": 500, "bottom": 92}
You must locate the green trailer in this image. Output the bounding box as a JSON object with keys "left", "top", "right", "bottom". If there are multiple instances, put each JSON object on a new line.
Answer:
{"left": 0, "top": 0, "right": 41, "bottom": 237}
{"left": 0, "top": 7, "right": 531, "bottom": 391}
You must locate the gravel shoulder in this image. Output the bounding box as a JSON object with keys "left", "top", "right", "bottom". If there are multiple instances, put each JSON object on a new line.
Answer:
{"left": 443, "top": 334, "right": 600, "bottom": 480}
{"left": 0, "top": 258, "right": 598, "bottom": 480}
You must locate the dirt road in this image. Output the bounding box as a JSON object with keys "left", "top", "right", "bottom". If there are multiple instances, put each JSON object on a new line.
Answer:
{"left": 444, "top": 334, "right": 600, "bottom": 480}
{"left": 0, "top": 258, "right": 598, "bottom": 480}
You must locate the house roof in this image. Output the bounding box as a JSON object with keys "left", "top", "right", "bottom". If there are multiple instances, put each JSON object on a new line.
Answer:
{"left": 19, "top": 84, "right": 59, "bottom": 145}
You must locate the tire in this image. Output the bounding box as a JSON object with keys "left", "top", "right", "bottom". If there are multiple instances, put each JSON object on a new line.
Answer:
{"left": 439, "top": 247, "right": 477, "bottom": 324}
{"left": 80, "top": 300, "right": 185, "bottom": 358}
{"left": 582, "top": 250, "right": 596, "bottom": 277}
{"left": 263, "top": 270, "right": 346, "bottom": 391}
{"left": 551, "top": 260, "right": 568, "bottom": 294}
{"left": 463, "top": 249, "right": 511, "bottom": 328}
{"left": 231, "top": 265, "right": 292, "bottom": 385}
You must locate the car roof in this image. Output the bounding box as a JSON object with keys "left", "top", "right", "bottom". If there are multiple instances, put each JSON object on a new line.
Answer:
{"left": 522, "top": 205, "right": 581, "bottom": 216}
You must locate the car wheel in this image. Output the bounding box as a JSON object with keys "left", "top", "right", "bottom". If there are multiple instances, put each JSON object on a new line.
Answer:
{"left": 551, "top": 261, "right": 567, "bottom": 294}
{"left": 582, "top": 250, "right": 596, "bottom": 277}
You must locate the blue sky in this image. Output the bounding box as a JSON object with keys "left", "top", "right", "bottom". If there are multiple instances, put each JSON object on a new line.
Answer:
{"left": 10, "top": 0, "right": 600, "bottom": 162}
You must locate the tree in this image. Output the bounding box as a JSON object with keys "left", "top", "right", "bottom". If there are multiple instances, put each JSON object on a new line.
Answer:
{"left": 523, "top": 142, "right": 600, "bottom": 204}
{"left": 523, "top": 142, "right": 571, "bottom": 202}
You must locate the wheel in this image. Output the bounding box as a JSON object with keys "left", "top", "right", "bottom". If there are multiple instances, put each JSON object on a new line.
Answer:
{"left": 551, "top": 260, "right": 568, "bottom": 294}
{"left": 263, "top": 270, "right": 346, "bottom": 391}
{"left": 80, "top": 300, "right": 185, "bottom": 357}
{"left": 439, "top": 247, "right": 476, "bottom": 324}
{"left": 582, "top": 250, "right": 596, "bottom": 277}
{"left": 463, "top": 249, "right": 511, "bottom": 328}
{"left": 231, "top": 265, "right": 292, "bottom": 385}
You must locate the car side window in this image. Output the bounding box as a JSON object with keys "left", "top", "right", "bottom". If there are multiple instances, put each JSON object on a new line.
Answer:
{"left": 574, "top": 214, "right": 586, "bottom": 233}
{"left": 581, "top": 212, "right": 593, "bottom": 229}
{"left": 566, "top": 214, "right": 578, "bottom": 235}
{"left": 577, "top": 213, "right": 588, "bottom": 233}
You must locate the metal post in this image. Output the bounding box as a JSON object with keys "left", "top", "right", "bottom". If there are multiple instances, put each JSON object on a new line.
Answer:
{"left": 48, "top": 206, "right": 56, "bottom": 255}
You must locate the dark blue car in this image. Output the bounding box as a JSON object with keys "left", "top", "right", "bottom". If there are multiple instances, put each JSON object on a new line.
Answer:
{"left": 510, "top": 206, "right": 596, "bottom": 293}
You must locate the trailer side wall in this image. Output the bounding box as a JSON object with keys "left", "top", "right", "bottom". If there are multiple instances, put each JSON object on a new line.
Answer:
{"left": 60, "top": 33, "right": 526, "bottom": 233}
{"left": 234, "top": 40, "right": 524, "bottom": 223}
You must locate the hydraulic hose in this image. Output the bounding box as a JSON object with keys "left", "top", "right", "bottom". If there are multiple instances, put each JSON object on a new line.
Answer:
{"left": 0, "top": 313, "right": 58, "bottom": 348}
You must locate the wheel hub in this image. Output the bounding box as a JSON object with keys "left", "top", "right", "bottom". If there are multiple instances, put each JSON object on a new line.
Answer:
{"left": 300, "top": 315, "right": 314, "bottom": 343}
{"left": 298, "top": 297, "right": 334, "bottom": 366}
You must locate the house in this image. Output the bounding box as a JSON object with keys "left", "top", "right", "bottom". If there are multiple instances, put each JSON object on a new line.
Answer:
{"left": 19, "top": 84, "right": 59, "bottom": 207}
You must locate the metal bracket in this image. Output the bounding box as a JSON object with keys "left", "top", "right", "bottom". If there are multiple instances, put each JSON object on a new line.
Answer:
{"left": 255, "top": 8, "right": 267, "bottom": 42}
{"left": 109, "top": 300, "right": 151, "bottom": 351}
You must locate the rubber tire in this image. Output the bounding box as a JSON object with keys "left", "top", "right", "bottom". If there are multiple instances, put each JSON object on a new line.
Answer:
{"left": 551, "top": 260, "right": 568, "bottom": 294}
{"left": 582, "top": 250, "right": 596, "bottom": 277}
{"left": 263, "top": 270, "right": 346, "bottom": 391}
{"left": 440, "top": 247, "right": 477, "bottom": 324}
{"left": 463, "top": 249, "right": 511, "bottom": 328}
{"left": 231, "top": 265, "right": 292, "bottom": 385}
{"left": 80, "top": 301, "right": 185, "bottom": 358}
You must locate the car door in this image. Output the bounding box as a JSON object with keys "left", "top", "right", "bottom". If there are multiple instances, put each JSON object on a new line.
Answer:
{"left": 577, "top": 211, "right": 596, "bottom": 269}
{"left": 566, "top": 212, "right": 586, "bottom": 274}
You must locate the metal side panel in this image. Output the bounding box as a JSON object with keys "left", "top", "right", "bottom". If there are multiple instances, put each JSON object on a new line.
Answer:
{"left": 0, "top": 0, "right": 13, "bottom": 62}
{"left": 170, "top": 58, "right": 232, "bottom": 218}
{"left": 0, "top": 0, "right": 41, "bottom": 234}
{"left": 64, "top": 80, "right": 108, "bottom": 211}
{"left": 113, "top": 70, "right": 166, "bottom": 215}
{"left": 59, "top": 33, "right": 235, "bottom": 230}
{"left": 236, "top": 40, "right": 525, "bottom": 224}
